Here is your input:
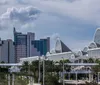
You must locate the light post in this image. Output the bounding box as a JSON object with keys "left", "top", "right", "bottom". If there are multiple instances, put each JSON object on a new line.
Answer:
{"left": 76, "top": 72, "right": 77, "bottom": 85}
{"left": 38, "top": 56, "right": 41, "bottom": 83}
{"left": 28, "top": 61, "right": 32, "bottom": 85}
{"left": 43, "top": 55, "right": 45, "bottom": 85}
{"left": 12, "top": 73, "right": 15, "bottom": 85}
{"left": 9, "top": 66, "right": 20, "bottom": 85}
{"left": 62, "top": 57, "right": 64, "bottom": 85}
{"left": 8, "top": 74, "right": 10, "bottom": 85}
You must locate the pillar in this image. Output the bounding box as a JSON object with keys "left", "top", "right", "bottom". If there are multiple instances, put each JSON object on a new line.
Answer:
{"left": 76, "top": 72, "right": 78, "bottom": 85}
{"left": 68, "top": 72, "right": 70, "bottom": 80}
{"left": 89, "top": 73, "right": 93, "bottom": 82}
{"left": 8, "top": 74, "right": 10, "bottom": 85}
{"left": 12, "top": 74, "right": 15, "bottom": 85}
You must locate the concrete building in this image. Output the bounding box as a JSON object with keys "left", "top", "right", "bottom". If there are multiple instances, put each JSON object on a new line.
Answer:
{"left": 27, "top": 32, "right": 35, "bottom": 57}
{"left": 0, "top": 39, "right": 15, "bottom": 63}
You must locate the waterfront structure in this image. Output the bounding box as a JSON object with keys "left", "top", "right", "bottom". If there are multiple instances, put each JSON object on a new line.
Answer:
{"left": 0, "top": 39, "right": 15, "bottom": 63}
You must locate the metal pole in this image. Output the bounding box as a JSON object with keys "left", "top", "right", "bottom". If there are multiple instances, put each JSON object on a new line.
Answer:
{"left": 69, "top": 72, "right": 70, "bottom": 80}
{"left": 62, "top": 57, "right": 64, "bottom": 85}
{"left": 76, "top": 72, "right": 77, "bottom": 85}
{"left": 28, "top": 62, "right": 31, "bottom": 85}
{"left": 12, "top": 74, "right": 15, "bottom": 85}
{"left": 43, "top": 56, "right": 45, "bottom": 85}
{"left": 8, "top": 74, "right": 10, "bottom": 85}
{"left": 98, "top": 72, "right": 99, "bottom": 83}
{"left": 38, "top": 56, "right": 41, "bottom": 83}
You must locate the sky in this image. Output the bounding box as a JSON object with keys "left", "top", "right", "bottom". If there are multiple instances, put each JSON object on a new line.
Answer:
{"left": 0, "top": 0, "right": 99, "bottom": 51}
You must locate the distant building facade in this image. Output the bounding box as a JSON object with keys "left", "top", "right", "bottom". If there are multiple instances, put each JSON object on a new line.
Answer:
{"left": 0, "top": 39, "right": 15, "bottom": 63}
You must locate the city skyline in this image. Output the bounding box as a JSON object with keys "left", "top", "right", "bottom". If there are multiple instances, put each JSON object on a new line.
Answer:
{"left": 0, "top": 0, "right": 99, "bottom": 51}
{"left": 0, "top": 28, "right": 50, "bottom": 63}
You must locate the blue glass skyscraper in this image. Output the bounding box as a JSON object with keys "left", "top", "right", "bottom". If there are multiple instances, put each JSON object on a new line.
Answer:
{"left": 31, "top": 37, "right": 50, "bottom": 56}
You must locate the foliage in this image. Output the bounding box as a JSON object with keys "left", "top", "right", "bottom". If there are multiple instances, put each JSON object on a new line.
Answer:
{"left": 87, "top": 58, "right": 95, "bottom": 63}
{"left": 85, "top": 81, "right": 98, "bottom": 85}
{"left": 45, "top": 73, "right": 60, "bottom": 85}
{"left": 0, "top": 73, "right": 7, "bottom": 85}
{"left": 0, "top": 59, "right": 71, "bottom": 85}
{"left": 15, "top": 76, "right": 29, "bottom": 85}
{"left": 92, "top": 59, "right": 100, "bottom": 73}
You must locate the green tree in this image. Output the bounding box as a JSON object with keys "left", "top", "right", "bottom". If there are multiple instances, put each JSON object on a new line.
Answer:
{"left": 45, "top": 73, "right": 60, "bottom": 85}
{"left": 21, "top": 61, "right": 29, "bottom": 73}
{"left": 87, "top": 58, "right": 94, "bottom": 63}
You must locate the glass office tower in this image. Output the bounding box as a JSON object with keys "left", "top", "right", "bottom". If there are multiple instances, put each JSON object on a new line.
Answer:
{"left": 14, "top": 27, "right": 50, "bottom": 62}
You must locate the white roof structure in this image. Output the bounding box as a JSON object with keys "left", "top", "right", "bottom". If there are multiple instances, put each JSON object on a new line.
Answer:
{"left": 47, "top": 52, "right": 74, "bottom": 61}
{"left": 88, "top": 42, "right": 97, "bottom": 49}
{"left": 20, "top": 56, "right": 41, "bottom": 64}
{"left": 0, "top": 63, "right": 22, "bottom": 66}
{"left": 83, "top": 47, "right": 88, "bottom": 52}
{"left": 87, "top": 48, "right": 100, "bottom": 58}
{"left": 20, "top": 51, "right": 75, "bottom": 63}
{"left": 94, "top": 28, "right": 100, "bottom": 46}
{"left": 66, "top": 63, "right": 98, "bottom": 66}
{"left": 55, "top": 38, "right": 71, "bottom": 53}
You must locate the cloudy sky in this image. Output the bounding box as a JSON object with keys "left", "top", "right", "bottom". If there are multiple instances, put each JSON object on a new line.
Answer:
{"left": 0, "top": 0, "right": 99, "bottom": 51}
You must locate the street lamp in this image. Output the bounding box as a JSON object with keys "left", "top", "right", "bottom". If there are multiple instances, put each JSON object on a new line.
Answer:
{"left": 38, "top": 56, "right": 41, "bottom": 83}
{"left": 9, "top": 66, "right": 20, "bottom": 85}
{"left": 43, "top": 55, "right": 48, "bottom": 85}
{"left": 43, "top": 55, "right": 45, "bottom": 85}
{"left": 62, "top": 57, "right": 64, "bottom": 85}
{"left": 28, "top": 61, "right": 31, "bottom": 85}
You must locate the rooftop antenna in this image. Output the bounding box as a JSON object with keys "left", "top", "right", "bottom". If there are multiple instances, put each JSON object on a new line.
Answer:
{"left": 13, "top": 27, "right": 16, "bottom": 34}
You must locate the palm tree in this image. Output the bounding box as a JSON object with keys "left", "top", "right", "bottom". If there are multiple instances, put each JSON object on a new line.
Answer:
{"left": 87, "top": 58, "right": 94, "bottom": 63}
{"left": 92, "top": 59, "right": 100, "bottom": 73}
{"left": 30, "top": 60, "right": 39, "bottom": 82}
{"left": 21, "top": 61, "right": 29, "bottom": 73}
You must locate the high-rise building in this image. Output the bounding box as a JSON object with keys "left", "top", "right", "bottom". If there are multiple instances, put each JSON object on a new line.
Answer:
{"left": 14, "top": 28, "right": 27, "bottom": 62}
{"left": 14, "top": 28, "right": 50, "bottom": 62}
{"left": 31, "top": 37, "right": 50, "bottom": 56}
{"left": 27, "top": 32, "right": 35, "bottom": 57}
{"left": 0, "top": 39, "right": 15, "bottom": 63}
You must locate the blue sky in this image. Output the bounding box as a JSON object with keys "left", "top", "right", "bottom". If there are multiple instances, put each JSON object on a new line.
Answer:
{"left": 0, "top": 0, "right": 99, "bottom": 51}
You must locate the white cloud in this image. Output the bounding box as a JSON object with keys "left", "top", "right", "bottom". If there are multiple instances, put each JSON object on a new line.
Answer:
{"left": 1, "top": 6, "right": 41, "bottom": 22}
{"left": 0, "top": 0, "right": 7, "bottom": 5}
{"left": 40, "top": 0, "right": 100, "bottom": 25}
{"left": 0, "top": 6, "right": 41, "bottom": 30}
{"left": 1, "top": 0, "right": 100, "bottom": 25}
{"left": 14, "top": 0, "right": 100, "bottom": 25}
